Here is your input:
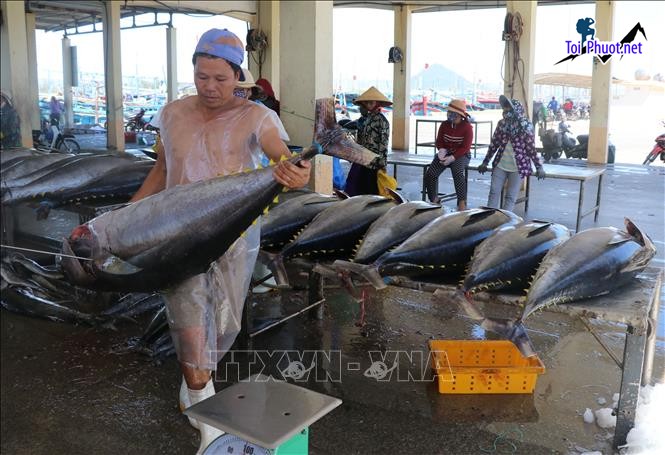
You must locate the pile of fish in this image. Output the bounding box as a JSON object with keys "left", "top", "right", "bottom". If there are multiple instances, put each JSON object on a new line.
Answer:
{"left": 1, "top": 151, "right": 153, "bottom": 218}
{"left": 260, "top": 192, "right": 656, "bottom": 323}
{"left": 0, "top": 253, "right": 173, "bottom": 359}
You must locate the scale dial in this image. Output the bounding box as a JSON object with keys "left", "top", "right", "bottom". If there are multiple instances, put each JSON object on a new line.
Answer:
{"left": 203, "top": 434, "right": 273, "bottom": 455}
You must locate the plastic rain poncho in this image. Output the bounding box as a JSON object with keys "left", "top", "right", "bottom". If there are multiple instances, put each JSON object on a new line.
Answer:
{"left": 156, "top": 96, "right": 289, "bottom": 370}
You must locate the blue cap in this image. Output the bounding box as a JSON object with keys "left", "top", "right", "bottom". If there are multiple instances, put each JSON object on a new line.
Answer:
{"left": 195, "top": 29, "right": 245, "bottom": 67}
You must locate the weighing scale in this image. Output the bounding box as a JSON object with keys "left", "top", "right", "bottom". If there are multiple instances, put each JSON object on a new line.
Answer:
{"left": 184, "top": 374, "right": 342, "bottom": 455}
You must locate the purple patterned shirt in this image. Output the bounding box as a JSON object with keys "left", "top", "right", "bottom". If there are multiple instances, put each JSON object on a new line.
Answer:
{"left": 482, "top": 120, "right": 541, "bottom": 178}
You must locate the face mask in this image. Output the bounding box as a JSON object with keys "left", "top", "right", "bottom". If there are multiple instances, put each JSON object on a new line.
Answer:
{"left": 359, "top": 105, "right": 369, "bottom": 116}
{"left": 503, "top": 110, "right": 515, "bottom": 120}
{"left": 233, "top": 88, "right": 248, "bottom": 99}
{"left": 447, "top": 112, "right": 458, "bottom": 122}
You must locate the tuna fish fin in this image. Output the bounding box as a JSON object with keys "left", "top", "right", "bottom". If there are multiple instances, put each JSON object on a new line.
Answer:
{"left": 280, "top": 155, "right": 288, "bottom": 162}
{"left": 93, "top": 253, "right": 143, "bottom": 277}
{"left": 526, "top": 222, "right": 553, "bottom": 237}
{"left": 333, "top": 260, "right": 387, "bottom": 290}
{"left": 273, "top": 195, "right": 279, "bottom": 204}
{"left": 269, "top": 159, "right": 276, "bottom": 165}
{"left": 367, "top": 198, "right": 394, "bottom": 206}
{"left": 462, "top": 208, "right": 499, "bottom": 226}
{"left": 334, "top": 189, "right": 350, "bottom": 199}
{"left": 607, "top": 233, "right": 631, "bottom": 245}
{"left": 386, "top": 188, "right": 406, "bottom": 204}
{"left": 411, "top": 204, "right": 441, "bottom": 217}
{"left": 303, "top": 195, "right": 339, "bottom": 205}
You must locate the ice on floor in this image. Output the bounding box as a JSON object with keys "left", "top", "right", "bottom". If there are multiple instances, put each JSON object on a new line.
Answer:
{"left": 595, "top": 408, "right": 617, "bottom": 429}
{"left": 622, "top": 383, "right": 665, "bottom": 455}
{"left": 583, "top": 408, "right": 595, "bottom": 424}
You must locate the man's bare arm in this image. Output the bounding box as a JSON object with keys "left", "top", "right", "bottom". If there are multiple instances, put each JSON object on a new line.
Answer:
{"left": 130, "top": 143, "right": 167, "bottom": 202}
{"left": 260, "top": 127, "right": 311, "bottom": 189}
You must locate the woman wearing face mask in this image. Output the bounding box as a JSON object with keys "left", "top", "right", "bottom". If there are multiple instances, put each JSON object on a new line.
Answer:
{"left": 234, "top": 68, "right": 257, "bottom": 100}
{"left": 478, "top": 95, "right": 545, "bottom": 212}
{"left": 344, "top": 86, "right": 391, "bottom": 196}
{"left": 424, "top": 99, "right": 473, "bottom": 211}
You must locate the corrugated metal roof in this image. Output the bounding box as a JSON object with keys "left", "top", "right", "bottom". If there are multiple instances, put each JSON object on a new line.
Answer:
{"left": 25, "top": 1, "right": 256, "bottom": 34}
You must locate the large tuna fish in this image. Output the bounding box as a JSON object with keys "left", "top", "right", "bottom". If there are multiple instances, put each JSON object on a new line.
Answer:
{"left": 261, "top": 192, "right": 343, "bottom": 251}
{"left": 1, "top": 153, "right": 74, "bottom": 182}
{"left": 278, "top": 195, "right": 400, "bottom": 261}
{"left": 462, "top": 221, "right": 570, "bottom": 295}
{"left": 354, "top": 208, "right": 522, "bottom": 289}
{"left": 342, "top": 201, "right": 443, "bottom": 265}
{"left": 35, "top": 161, "right": 154, "bottom": 220}
{"left": 60, "top": 98, "right": 382, "bottom": 292}
{"left": 2, "top": 155, "right": 141, "bottom": 205}
{"left": 0, "top": 148, "right": 44, "bottom": 165}
{"left": 521, "top": 218, "right": 656, "bottom": 320}
{"left": 2, "top": 154, "right": 86, "bottom": 189}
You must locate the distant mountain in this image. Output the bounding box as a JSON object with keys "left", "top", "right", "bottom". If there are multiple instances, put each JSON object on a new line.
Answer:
{"left": 411, "top": 64, "right": 473, "bottom": 93}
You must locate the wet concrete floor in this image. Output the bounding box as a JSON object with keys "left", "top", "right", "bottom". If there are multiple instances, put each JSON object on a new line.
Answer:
{"left": 1, "top": 158, "right": 663, "bottom": 454}
{"left": 2, "top": 276, "right": 662, "bottom": 454}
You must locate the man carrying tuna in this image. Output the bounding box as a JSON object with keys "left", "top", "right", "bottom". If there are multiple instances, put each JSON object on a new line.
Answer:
{"left": 129, "top": 29, "right": 311, "bottom": 453}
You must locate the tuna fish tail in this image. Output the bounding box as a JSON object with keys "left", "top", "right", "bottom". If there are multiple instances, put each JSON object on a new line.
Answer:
{"left": 623, "top": 217, "right": 657, "bottom": 271}
{"left": 257, "top": 250, "right": 291, "bottom": 288}
{"left": 481, "top": 317, "right": 536, "bottom": 357}
{"left": 332, "top": 260, "right": 387, "bottom": 290}
{"left": 36, "top": 201, "right": 54, "bottom": 220}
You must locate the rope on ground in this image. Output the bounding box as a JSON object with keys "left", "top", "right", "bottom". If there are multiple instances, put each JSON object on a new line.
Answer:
{"left": 478, "top": 426, "right": 524, "bottom": 454}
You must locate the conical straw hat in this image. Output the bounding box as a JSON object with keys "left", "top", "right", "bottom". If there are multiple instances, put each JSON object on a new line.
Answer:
{"left": 353, "top": 86, "right": 392, "bottom": 107}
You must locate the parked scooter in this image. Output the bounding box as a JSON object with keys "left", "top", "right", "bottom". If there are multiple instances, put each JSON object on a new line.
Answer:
{"left": 32, "top": 119, "right": 80, "bottom": 153}
{"left": 540, "top": 121, "right": 615, "bottom": 163}
{"left": 642, "top": 122, "right": 665, "bottom": 165}
{"left": 539, "top": 121, "right": 577, "bottom": 162}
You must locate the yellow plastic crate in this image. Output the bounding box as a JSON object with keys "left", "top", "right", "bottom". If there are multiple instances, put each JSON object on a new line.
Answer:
{"left": 429, "top": 340, "right": 545, "bottom": 394}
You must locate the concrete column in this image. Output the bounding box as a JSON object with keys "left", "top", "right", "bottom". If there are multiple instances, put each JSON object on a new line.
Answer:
{"left": 280, "top": 1, "right": 333, "bottom": 194}
{"left": 166, "top": 26, "right": 178, "bottom": 103}
{"left": 253, "top": 0, "right": 280, "bottom": 96}
{"left": 62, "top": 37, "right": 74, "bottom": 128}
{"left": 26, "top": 12, "right": 41, "bottom": 131}
{"left": 588, "top": 1, "right": 615, "bottom": 164}
{"left": 391, "top": 5, "right": 412, "bottom": 151}
{"left": 0, "top": 0, "right": 33, "bottom": 147}
{"left": 504, "top": 1, "right": 537, "bottom": 120}
{"left": 103, "top": 0, "right": 125, "bottom": 151}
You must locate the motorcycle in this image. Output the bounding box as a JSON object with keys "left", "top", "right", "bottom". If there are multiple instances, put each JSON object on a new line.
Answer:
{"left": 32, "top": 119, "right": 80, "bottom": 153}
{"left": 540, "top": 121, "right": 615, "bottom": 164}
{"left": 125, "top": 109, "right": 149, "bottom": 132}
{"left": 642, "top": 122, "right": 665, "bottom": 165}
{"left": 539, "top": 122, "right": 577, "bottom": 162}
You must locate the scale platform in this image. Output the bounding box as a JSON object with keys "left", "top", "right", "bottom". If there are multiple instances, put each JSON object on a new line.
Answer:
{"left": 184, "top": 374, "right": 342, "bottom": 451}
